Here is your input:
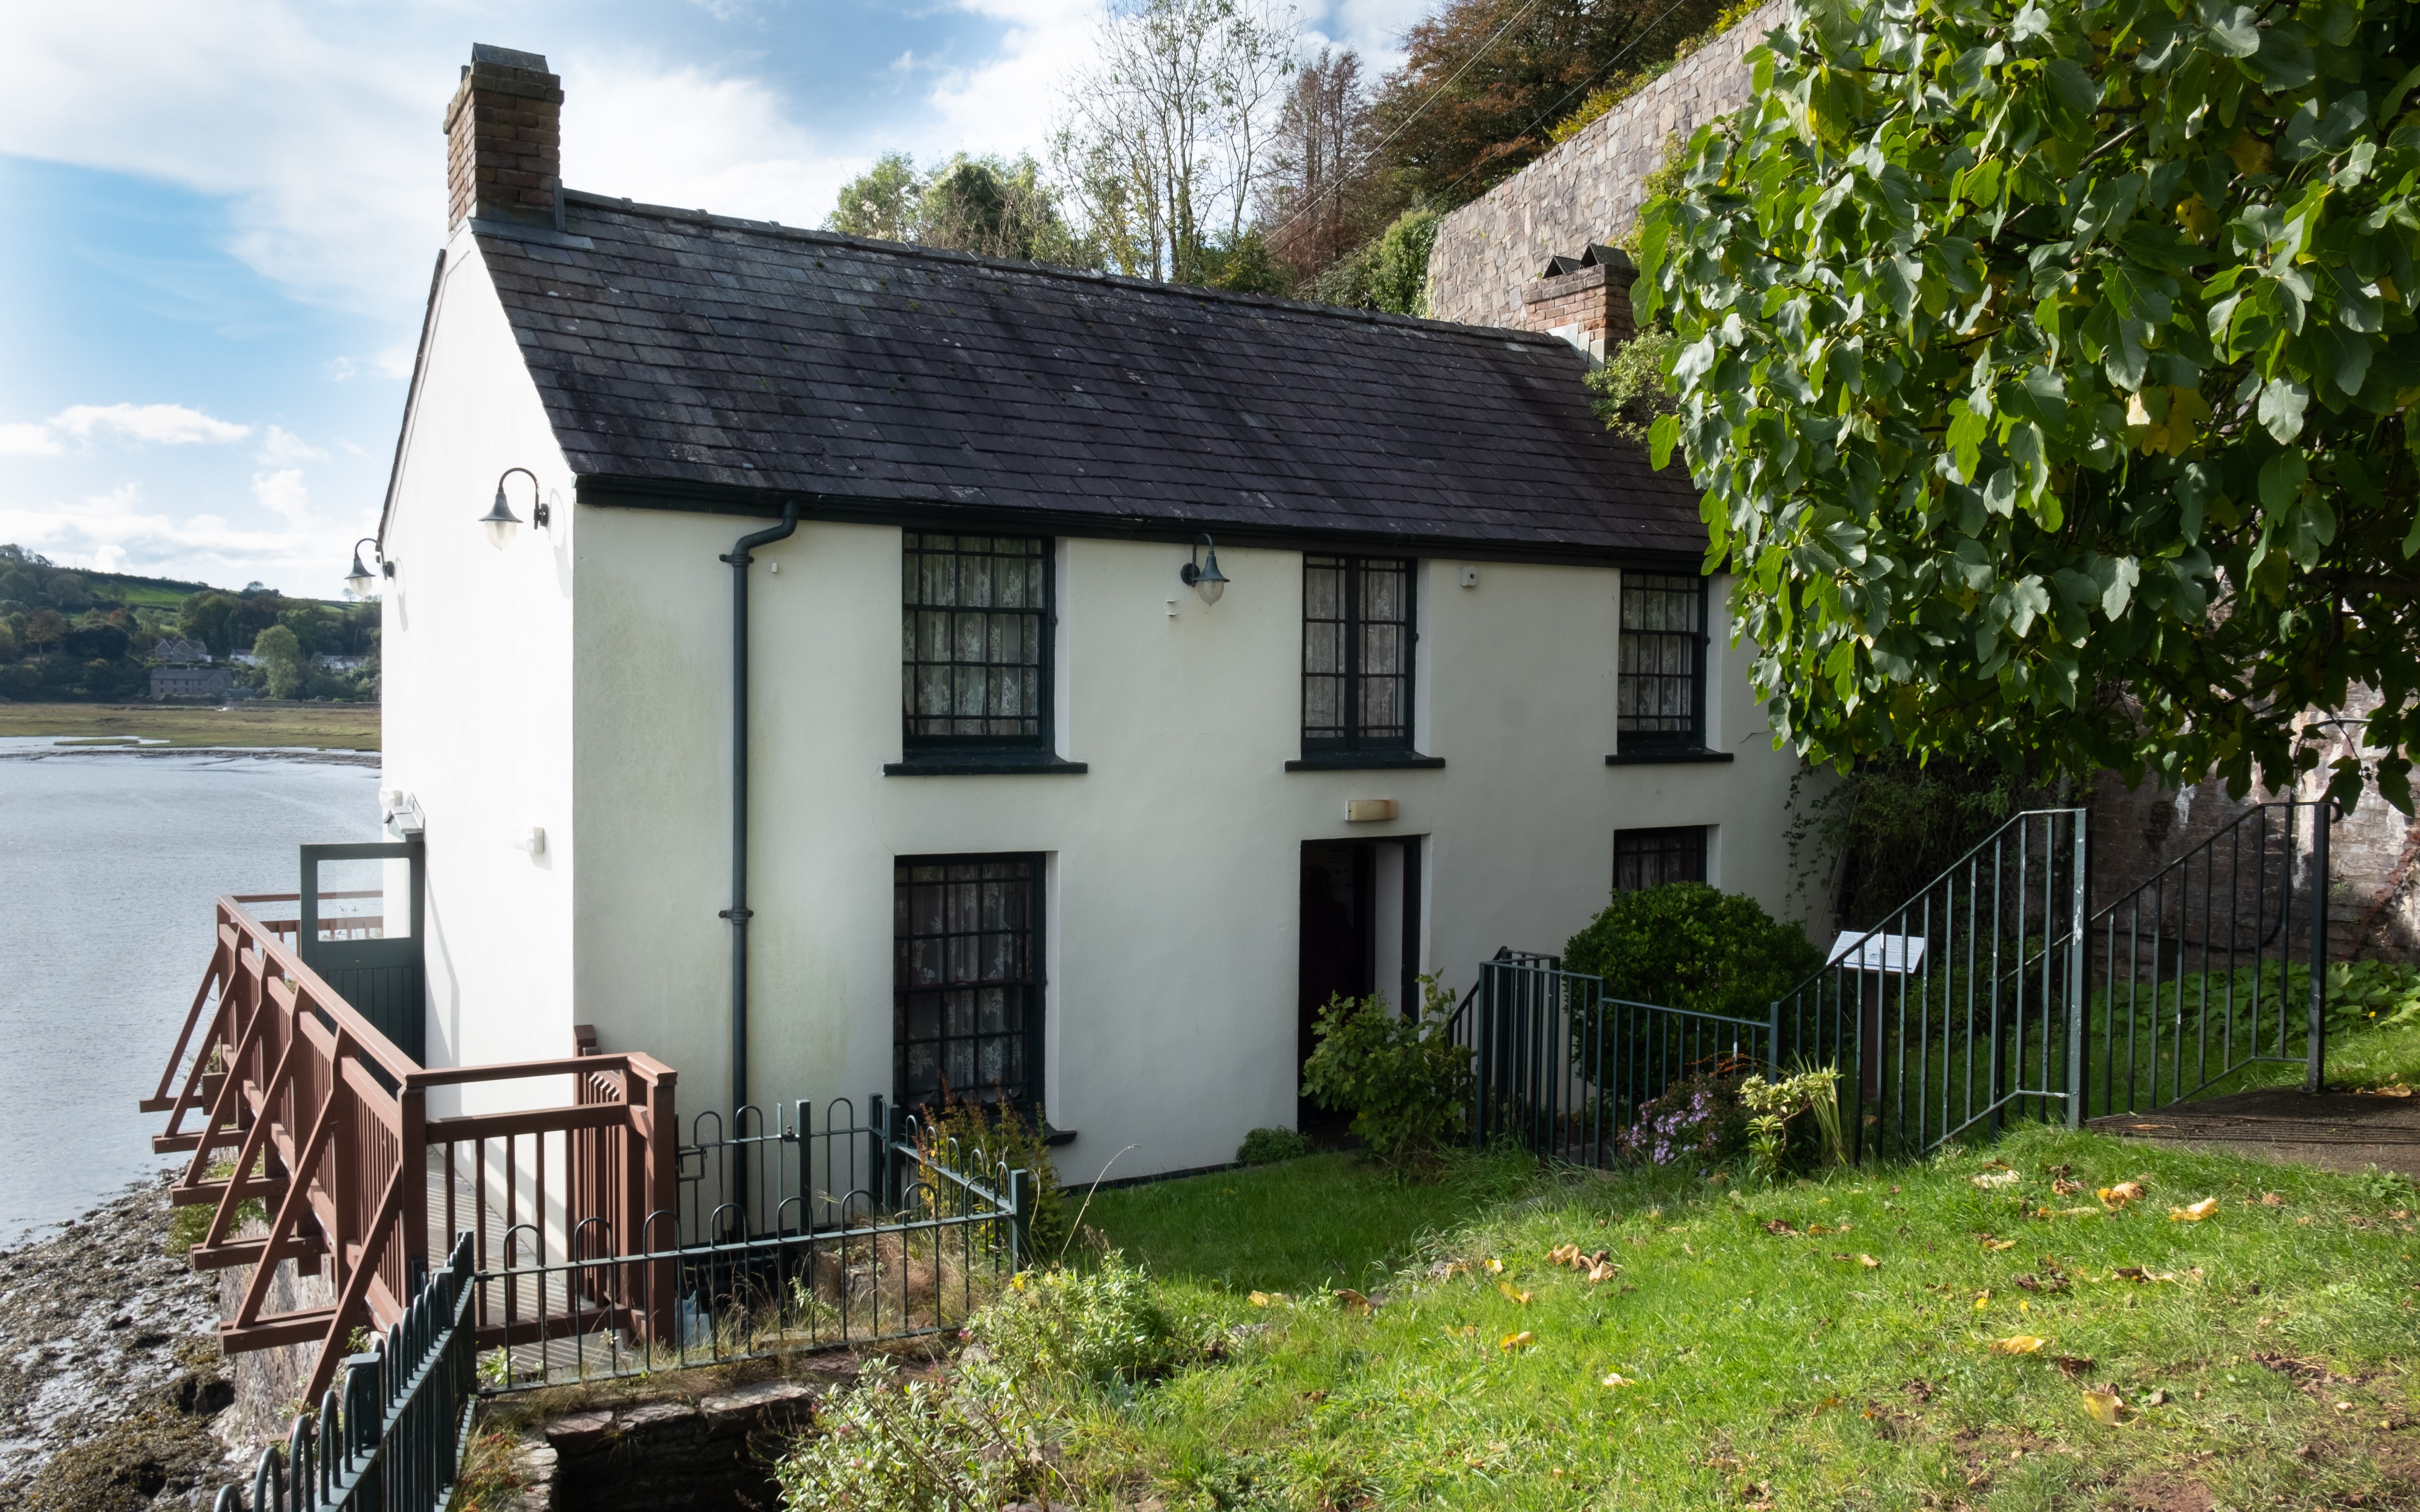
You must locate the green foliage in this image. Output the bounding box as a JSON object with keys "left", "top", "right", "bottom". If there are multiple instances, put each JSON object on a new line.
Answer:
{"left": 771, "top": 1355, "right": 1054, "bottom": 1512}
{"left": 1738, "top": 1064, "right": 1846, "bottom": 1181}
{"left": 1236, "top": 1127, "right": 1312, "bottom": 1165}
{"left": 1200, "top": 227, "right": 1293, "bottom": 295}
{"left": 1586, "top": 327, "right": 1680, "bottom": 438}
{"left": 1783, "top": 757, "right": 2022, "bottom": 926}
{"left": 974, "top": 1253, "right": 1206, "bottom": 1389}
{"left": 2327, "top": 958, "right": 2420, "bottom": 1033}
{"left": 1616, "top": 132, "right": 1692, "bottom": 258}
{"left": 1366, "top": 204, "right": 1441, "bottom": 315}
{"left": 826, "top": 151, "right": 1087, "bottom": 267}
{"left": 1563, "top": 882, "right": 1823, "bottom": 1019}
{"left": 917, "top": 1095, "right": 1072, "bottom": 1267}
{"left": 1638, "top": 0, "right": 2420, "bottom": 813}
{"left": 1299, "top": 977, "right": 1475, "bottom": 1163}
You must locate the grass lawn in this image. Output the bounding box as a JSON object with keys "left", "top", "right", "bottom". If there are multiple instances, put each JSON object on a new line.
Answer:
{"left": 1058, "top": 1127, "right": 2419, "bottom": 1510}
{"left": 0, "top": 701, "right": 379, "bottom": 750}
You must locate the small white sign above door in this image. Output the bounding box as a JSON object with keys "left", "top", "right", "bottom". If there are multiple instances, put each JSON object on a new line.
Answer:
{"left": 1827, "top": 931, "right": 1926, "bottom": 975}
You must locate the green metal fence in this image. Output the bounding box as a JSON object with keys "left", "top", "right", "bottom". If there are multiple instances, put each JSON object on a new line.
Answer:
{"left": 1464, "top": 800, "right": 2334, "bottom": 1167}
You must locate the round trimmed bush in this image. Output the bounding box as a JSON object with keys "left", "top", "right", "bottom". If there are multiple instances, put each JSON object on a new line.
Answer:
{"left": 1563, "top": 882, "right": 1821, "bottom": 1019}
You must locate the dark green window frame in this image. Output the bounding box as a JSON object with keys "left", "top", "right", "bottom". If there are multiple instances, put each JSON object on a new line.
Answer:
{"left": 893, "top": 853, "right": 1045, "bottom": 1116}
{"left": 1302, "top": 554, "right": 1416, "bottom": 755}
{"left": 1617, "top": 572, "right": 1708, "bottom": 753}
{"left": 902, "top": 533, "right": 1054, "bottom": 752}
{"left": 1614, "top": 825, "right": 1708, "bottom": 893}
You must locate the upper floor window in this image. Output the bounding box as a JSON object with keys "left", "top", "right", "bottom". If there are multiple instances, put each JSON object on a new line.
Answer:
{"left": 1303, "top": 555, "right": 1414, "bottom": 753}
{"left": 903, "top": 533, "right": 1051, "bottom": 751}
{"left": 1617, "top": 572, "right": 1706, "bottom": 752}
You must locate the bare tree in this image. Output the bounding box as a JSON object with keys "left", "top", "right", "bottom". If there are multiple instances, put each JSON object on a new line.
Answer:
{"left": 1053, "top": 0, "right": 1297, "bottom": 284}
{"left": 1257, "top": 48, "right": 1374, "bottom": 283}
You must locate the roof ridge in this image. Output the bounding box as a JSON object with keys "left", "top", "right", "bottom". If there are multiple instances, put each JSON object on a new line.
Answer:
{"left": 553, "top": 187, "right": 1572, "bottom": 350}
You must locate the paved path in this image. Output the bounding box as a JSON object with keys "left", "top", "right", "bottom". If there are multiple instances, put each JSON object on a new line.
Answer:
{"left": 2087, "top": 1087, "right": 2420, "bottom": 1179}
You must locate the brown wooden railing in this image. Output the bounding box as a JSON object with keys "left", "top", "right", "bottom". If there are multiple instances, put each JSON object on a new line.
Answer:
{"left": 145, "top": 895, "right": 677, "bottom": 1402}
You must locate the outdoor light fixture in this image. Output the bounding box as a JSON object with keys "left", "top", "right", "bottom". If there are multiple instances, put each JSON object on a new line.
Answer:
{"left": 480, "top": 467, "right": 549, "bottom": 548}
{"left": 343, "top": 537, "right": 390, "bottom": 597}
{"left": 1179, "top": 533, "right": 1228, "bottom": 606}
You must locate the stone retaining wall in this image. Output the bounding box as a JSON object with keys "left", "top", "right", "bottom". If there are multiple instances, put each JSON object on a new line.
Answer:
{"left": 1427, "top": 2, "right": 1787, "bottom": 331}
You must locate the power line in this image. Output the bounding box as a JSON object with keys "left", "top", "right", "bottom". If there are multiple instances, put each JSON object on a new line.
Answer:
{"left": 1261, "top": 0, "right": 1551, "bottom": 248}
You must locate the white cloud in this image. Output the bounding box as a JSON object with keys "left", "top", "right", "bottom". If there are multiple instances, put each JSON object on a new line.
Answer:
{"left": 0, "top": 424, "right": 62, "bottom": 457}
{"left": 257, "top": 426, "right": 327, "bottom": 465}
{"left": 562, "top": 53, "right": 853, "bottom": 228}
{"left": 0, "top": 480, "right": 376, "bottom": 597}
{"left": 50, "top": 404, "right": 251, "bottom": 446}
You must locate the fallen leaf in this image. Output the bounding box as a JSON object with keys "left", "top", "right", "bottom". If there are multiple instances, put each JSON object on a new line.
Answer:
{"left": 1974, "top": 1290, "right": 1993, "bottom": 1310}
{"left": 1500, "top": 1330, "right": 1535, "bottom": 1351}
{"left": 2055, "top": 1355, "right": 2096, "bottom": 1377}
{"left": 2170, "top": 1198, "right": 2220, "bottom": 1223}
{"left": 1974, "top": 1170, "right": 2022, "bottom": 1189}
{"left": 2143, "top": 1388, "right": 2169, "bottom": 1406}
{"left": 1485, "top": 1258, "right": 1504, "bottom": 1273}
{"left": 1602, "top": 1371, "right": 1638, "bottom": 1387}
{"left": 2051, "top": 1178, "right": 2083, "bottom": 1196}
{"left": 1984, "top": 1238, "right": 2017, "bottom": 1251}
{"left": 1586, "top": 1261, "right": 1621, "bottom": 1283}
{"left": 1335, "top": 1289, "right": 1371, "bottom": 1313}
{"left": 1765, "top": 1219, "right": 1794, "bottom": 1236}
{"left": 1498, "top": 1281, "right": 1533, "bottom": 1306}
{"left": 1857, "top": 1253, "right": 1881, "bottom": 1269}
{"left": 1805, "top": 1223, "right": 1830, "bottom": 1236}
{"left": 1249, "top": 1291, "right": 1292, "bottom": 1306}
{"left": 2081, "top": 1386, "right": 2123, "bottom": 1425}
{"left": 2260, "top": 1192, "right": 2286, "bottom": 1207}
{"left": 1548, "top": 1243, "right": 1581, "bottom": 1267}
{"left": 1991, "top": 1335, "right": 2048, "bottom": 1354}
{"left": 1439, "top": 1260, "right": 1471, "bottom": 1280}
{"left": 2100, "top": 1181, "right": 2146, "bottom": 1208}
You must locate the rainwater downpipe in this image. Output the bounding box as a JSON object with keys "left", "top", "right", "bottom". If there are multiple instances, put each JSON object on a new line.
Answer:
{"left": 719, "top": 499, "right": 798, "bottom": 1231}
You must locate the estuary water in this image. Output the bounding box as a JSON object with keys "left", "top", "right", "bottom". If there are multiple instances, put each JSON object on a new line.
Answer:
{"left": 0, "top": 744, "right": 380, "bottom": 1239}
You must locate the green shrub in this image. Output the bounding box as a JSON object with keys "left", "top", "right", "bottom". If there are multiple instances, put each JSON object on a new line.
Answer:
{"left": 1586, "top": 328, "right": 1678, "bottom": 439}
{"left": 916, "top": 1095, "right": 1072, "bottom": 1267}
{"left": 1235, "top": 1127, "right": 1312, "bottom": 1166}
{"left": 1738, "top": 1064, "right": 1846, "bottom": 1183}
{"left": 973, "top": 1253, "right": 1202, "bottom": 1390}
{"left": 1563, "top": 883, "right": 1822, "bottom": 1021}
{"left": 771, "top": 1356, "right": 1054, "bottom": 1512}
{"left": 1299, "top": 976, "right": 1474, "bottom": 1164}
{"left": 1616, "top": 1070, "right": 1749, "bottom": 1168}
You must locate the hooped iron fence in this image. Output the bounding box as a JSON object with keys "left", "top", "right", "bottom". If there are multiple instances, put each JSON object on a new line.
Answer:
{"left": 1460, "top": 801, "right": 2333, "bottom": 1166}
{"left": 470, "top": 1096, "right": 1028, "bottom": 1392}
{"left": 211, "top": 1233, "right": 477, "bottom": 1512}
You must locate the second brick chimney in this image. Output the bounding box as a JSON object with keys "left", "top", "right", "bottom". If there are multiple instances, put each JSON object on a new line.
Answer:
{"left": 444, "top": 44, "right": 564, "bottom": 231}
{"left": 1522, "top": 246, "right": 1638, "bottom": 365}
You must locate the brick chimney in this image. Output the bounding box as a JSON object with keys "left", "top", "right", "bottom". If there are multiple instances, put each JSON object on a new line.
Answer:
{"left": 443, "top": 44, "right": 563, "bottom": 231}
{"left": 1521, "top": 246, "right": 1638, "bottom": 365}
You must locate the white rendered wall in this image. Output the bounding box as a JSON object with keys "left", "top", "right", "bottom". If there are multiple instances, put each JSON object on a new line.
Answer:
{"left": 568, "top": 513, "right": 1809, "bottom": 1179}
{"left": 379, "top": 231, "right": 580, "bottom": 1116}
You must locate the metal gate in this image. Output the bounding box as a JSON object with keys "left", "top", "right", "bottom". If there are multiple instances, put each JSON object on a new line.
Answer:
{"left": 298, "top": 840, "right": 425, "bottom": 1064}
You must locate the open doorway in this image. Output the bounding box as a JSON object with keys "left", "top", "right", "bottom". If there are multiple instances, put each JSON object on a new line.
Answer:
{"left": 1298, "top": 837, "right": 1421, "bottom": 1136}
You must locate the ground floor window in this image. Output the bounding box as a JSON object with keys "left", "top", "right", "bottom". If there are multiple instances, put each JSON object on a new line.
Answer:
{"left": 894, "top": 854, "right": 1043, "bottom": 1113}
{"left": 1614, "top": 826, "right": 1708, "bottom": 893}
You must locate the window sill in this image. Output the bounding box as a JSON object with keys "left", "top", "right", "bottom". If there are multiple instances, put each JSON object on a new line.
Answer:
{"left": 1604, "top": 749, "right": 1735, "bottom": 766}
{"left": 1285, "top": 752, "right": 1446, "bottom": 772}
{"left": 885, "top": 752, "right": 1089, "bottom": 777}
{"left": 1043, "top": 1125, "right": 1077, "bottom": 1148}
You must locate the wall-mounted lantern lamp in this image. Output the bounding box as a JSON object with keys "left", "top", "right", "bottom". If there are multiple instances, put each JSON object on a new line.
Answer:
{"left": 343, "top": 537, "right": 392, "bottom": 598}
{"left": 480, "top": 467, "right": 550, "bottom": 549}
{"left": 1179, "top": 533, "right": 1228, "bottom": 606}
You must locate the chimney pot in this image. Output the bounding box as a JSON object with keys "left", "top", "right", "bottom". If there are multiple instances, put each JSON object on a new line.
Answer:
{"left": 444, "top": 44, "right": 563, "bottom": 232}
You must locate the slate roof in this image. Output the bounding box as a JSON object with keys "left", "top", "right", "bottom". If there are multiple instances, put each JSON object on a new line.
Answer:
{"left": 457, "top": 190, "right": 1699, "bottom": 560}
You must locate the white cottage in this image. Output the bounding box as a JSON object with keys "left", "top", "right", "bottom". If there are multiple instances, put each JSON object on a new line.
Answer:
{"left": 374, "top": 45, "right": 1805, "bottom": 1180}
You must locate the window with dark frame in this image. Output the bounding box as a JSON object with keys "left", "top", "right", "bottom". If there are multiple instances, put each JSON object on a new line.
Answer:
{"left": 902, "top": 533, "right": 1051, "bottom": 750}
{"left": 893, "top": 855, "right": 1043, "bottom": 1114}
{"left": 1303, "top": 555, "right": 1415, "bottom": 753}
{"left": 1614, "top": 826, "right": 1709, "bottom": 893}
{"left": 1617, "top": 571, "right": 1707, "bottom": 752}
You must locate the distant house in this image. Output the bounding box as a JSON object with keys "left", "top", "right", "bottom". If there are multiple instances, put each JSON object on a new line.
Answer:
{"left": 152, "top": 666, "right": 232, "bottom": 700}
{"left": 315, "top": 653, "right": 369, "bottom": 673}
{"left": 371, "top": 44, "right": 1812, "bottom": 1178}
{"left": 149, "top": 635, "right": 211, "bottom": 664}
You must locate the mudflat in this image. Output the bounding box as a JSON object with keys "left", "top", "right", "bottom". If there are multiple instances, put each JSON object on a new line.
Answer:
{"left": 0, "top": 702, "right": 379, "bottom": 750}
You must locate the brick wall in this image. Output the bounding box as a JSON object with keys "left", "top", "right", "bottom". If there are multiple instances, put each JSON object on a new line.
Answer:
{"left": 444, "top": 44, "right": 563, "bottom": 231}
{"left": 1521, "top": 257, "right": 1638, "bottom": 363}
{"left": 1427, "top": 2, "right": 1786, "bottom": 331}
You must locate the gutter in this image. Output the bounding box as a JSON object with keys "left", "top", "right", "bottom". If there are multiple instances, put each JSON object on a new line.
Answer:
{"left": 719, "top": 500, "right": 799, "bottom": 1223}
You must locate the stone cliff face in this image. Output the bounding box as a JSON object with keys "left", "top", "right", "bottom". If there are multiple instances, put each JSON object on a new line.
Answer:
{"left": 1427, "top": 2, "right": 1787, "bottom": 332}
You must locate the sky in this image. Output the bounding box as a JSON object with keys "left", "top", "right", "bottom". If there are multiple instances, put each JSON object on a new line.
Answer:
{"left": 0, "top": 0, "right": 1427, "bottom": 600}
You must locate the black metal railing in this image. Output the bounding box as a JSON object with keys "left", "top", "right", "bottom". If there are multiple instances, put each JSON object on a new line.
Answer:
{"left": 1454, "top": 950, "right": 1777, "bottom": 1164}
{"left": 1773, "top": 808, "right": 2092, "bottom": 1161}
{"left": 212, "top": 1232, "right": 477, "bottom": 1512}
{"left": 469, "top": 1095, "right": 1027, "bottom": 1391}
{"left": 2087, "top": 799, "right": 2331, "bottom": 1113}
